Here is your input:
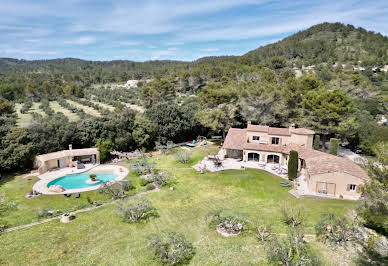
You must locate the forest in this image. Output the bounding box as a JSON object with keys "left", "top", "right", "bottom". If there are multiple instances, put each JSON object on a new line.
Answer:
{"left": 0, "top": 22, "right": 387, "bottom": 174}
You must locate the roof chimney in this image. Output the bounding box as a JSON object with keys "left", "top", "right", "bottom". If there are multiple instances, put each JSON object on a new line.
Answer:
{"left": 289, "top": 123, "right": 295, "bottom": 130}
{"left": 69, "top": 144, "right": 73, "bottom": 150}
{"left": 247, "top": 121, "right": 251, "bottom": 125}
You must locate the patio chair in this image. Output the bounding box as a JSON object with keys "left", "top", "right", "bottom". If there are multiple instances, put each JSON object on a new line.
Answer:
{"left": 75, "top": 193, "right": 80, "bottom": 198}
{"left": 186, "top": 140, "right": 196, "bottom": 147}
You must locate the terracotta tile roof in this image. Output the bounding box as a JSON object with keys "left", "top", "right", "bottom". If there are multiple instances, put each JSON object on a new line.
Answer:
{"left": 305, "top": 154, "right": 369, "bottom": 181}
{"left": 269, "top": 127, "right": 291, "bottom": 136}
{"left": 222, "top": 128, "right": 247, "bottom": 150}
{"left": 290, "top": 128, "right": 315, "bottom": 135}
{"left": 244, "top": 142, "right": 284, "bottom": 152}
{"left": 282, "top": 144, "right": 369, "bottom": 181}
{"left": 247, "top": 124, "right": 269, "bottom": 132}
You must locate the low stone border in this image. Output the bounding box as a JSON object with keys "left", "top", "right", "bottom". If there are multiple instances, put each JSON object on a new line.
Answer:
{"left": 32, "top": 164, "right": 130, "bottom": 195}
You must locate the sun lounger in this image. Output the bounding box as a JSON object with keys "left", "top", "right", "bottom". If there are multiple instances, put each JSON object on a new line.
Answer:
{"left": 75, "top": 193, "right": 80, "bottom": 198}
{"left": 186, "top": 140, "right": 196, "bottom": 147}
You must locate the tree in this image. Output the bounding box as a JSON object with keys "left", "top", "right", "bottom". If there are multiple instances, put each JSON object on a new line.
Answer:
{"left": 115, "top": 198, "right": 155, "bottom": 223}
{"left": 132, "top": 113, "right": 157, "bottom": 149}
{"left": 313, "top": 135, "right": 320, "bottom": 150}
{"left": 266, "top": 227, "right": 320, "bottom": 266}
{"left": 239, "top": 82, "right": 287, "bottom": 125}
{"left": 288, "top": 150, "right": 299, "bottom": 180}
{"left": 196, "top": 104, "right": 238, "bottom": 138}
{"left": 358, "top": 142, "right": 388, "bottom": 236}
{"left": 299, "top": 88, "right": 356, "bottom": 145}
{"left": 94, "top": 138, "right": 112, "bottom": 162}
{"left": 0, "top": 98, "right": 13, "bottom": 115}
{"left": 329, "top": 138, "right": 339, "bottom": 155}
{"left": 140, "top": 78, "right": 175, "bottom": 108}
{"left": 147, "top": 230, "right": 195, "bottom": 265}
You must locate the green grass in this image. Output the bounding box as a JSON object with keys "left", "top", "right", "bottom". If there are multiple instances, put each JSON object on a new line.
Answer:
{"left": 49, "top": 101, "right": 80, "bottom": 121}
{"left": 0, "top": 146, "right": 357, "bottom": 265}
{"left": 66, "top": 99, "right": 101, "bottom": 117}
{"left": 15, "top": 102, "right": 47, "bottom": 127}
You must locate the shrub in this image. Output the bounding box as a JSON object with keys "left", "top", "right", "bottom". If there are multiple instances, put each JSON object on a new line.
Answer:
{"left": 146, "top": 183, "right": 156, "bottom": 191}
{"left": 150, "top": 172, "right": 171, "bottom": 187}
{"left": 140, "top": 177, "right": 151, "bottom": 186}
{"left": 99, "top": 181, "right": 133, "bottom": 199}
{"left": 329, "top": 138, "right": 340, "bottom": 155}
{"left": 131, "top": 154, "right": 154, "bottom": 175}
{"left": 288, "top": 150, "right": 298, "bottom": 180}
{"left": 206, "top": 209, "right": 248, "bottom": 235}
{"left": 36, "top": 207, "right": 61, "bottom": 218}
{"left": 89, "top": 174, "right": 97, "bottom": 179}
{"left": 0, "top": 192, "right": 17, "bottom": 214}
{"left": 281, "top": 206, "right": 305, "bottom": 228}
{"left": 175, "top": 150, "right": 192, "bottom": 164}
{"left": 313, "top": 135, "right": 320, "bottom": 150}
{"left": 253, "top": 220, "right": 273, "bottom": 243}
{"left": 266, "top": 227, "right": 320, "bottom": 266}
{"left": 147, "top": 230, "right": 195, "bottom": 265}
{"left": 315, "top": 213, "right": 356, "bottom": 247}
{"left": 116, "top": 198, "right": 155, "bottom": 223}
{"left": 0, "top": 220, "right": 9, "bottom": 232}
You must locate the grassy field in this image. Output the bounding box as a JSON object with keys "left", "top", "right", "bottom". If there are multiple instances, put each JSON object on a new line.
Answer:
{"left": 49, "top": 101, "right": 80, "bottom": 121}
{"left": 0, "top": 146, "right": 358, "bottom": 265}
{"left": 90, "top": 100, "right": 115, "bottom": 111}
{"left": 15, "top": 102, "right": 46, "bottom": 127}
{"left": 66, "top": 99, "right": 101, "bottom": 117}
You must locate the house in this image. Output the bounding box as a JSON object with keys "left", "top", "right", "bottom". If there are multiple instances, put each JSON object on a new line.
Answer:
{"left": 34, "top": 145, "right": 100, "bottom": 174}
{"left": 220, "top": 122, "right": 369, "bottom": 200}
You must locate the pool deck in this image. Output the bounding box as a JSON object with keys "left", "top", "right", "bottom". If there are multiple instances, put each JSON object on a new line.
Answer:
{"left": 32, "top": 164, "right": 130, "bottom": 195}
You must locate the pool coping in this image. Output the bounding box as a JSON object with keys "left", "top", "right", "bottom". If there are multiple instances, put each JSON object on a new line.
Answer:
{"left": 32, "top": 164, "right": 130, "bottom": 195}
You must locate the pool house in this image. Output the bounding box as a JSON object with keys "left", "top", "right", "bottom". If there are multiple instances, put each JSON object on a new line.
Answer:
{"left": 34, "top": 145, "right": 100, "bottom": 174}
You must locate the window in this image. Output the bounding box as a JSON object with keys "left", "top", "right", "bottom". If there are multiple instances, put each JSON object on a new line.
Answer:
{"left": 349, "top": 184, "right": 356, "bottom": 191}
{"left": 271, "top": 137, "right": 280, "bottom": 145}
{"left": 252, "top": 136, "right": 260, "bottom": 141}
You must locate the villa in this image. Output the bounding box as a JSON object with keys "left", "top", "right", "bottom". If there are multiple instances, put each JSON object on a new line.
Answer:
{"left": 216, "top": 122, "right": 369, "bottom": 200}
{"left": 34, "top": 145, "right": 100, "bottom": 174}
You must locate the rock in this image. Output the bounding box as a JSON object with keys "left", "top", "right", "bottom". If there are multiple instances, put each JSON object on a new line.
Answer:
{"left": 170, "top": 186, "right": 174, "bottom": 191}
{"left": 48, "top": 185, "right": 65, "bottom": 193}
{"left": 93, "top": 201, "right": 102, "bottom": 206}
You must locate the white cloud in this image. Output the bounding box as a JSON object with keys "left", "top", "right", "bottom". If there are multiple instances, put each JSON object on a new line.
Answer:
{"left": 66, "top": 36, "right": 96, "bottom": 45}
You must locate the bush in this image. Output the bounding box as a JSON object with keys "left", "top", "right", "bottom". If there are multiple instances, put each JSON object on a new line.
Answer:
{"left": 150, "top": 171, "right": 171, "bottom": 187}
{"left": 266, "top": 227, "right": 320, "bottom": 266}
{"left": 140, "top": 177, "right": 151, "bottom": 186}
{"left": 116, "top": 198, "right": 155, "bottom": 223}
{"left": 253, "top": 219, "right": 273, "bottom": 243}
{"left": 329, "top": 138, "right": 339, "bottom": 155}
{"left": 99, "top": 181, "right": 133, "bottom": 199}
{"left": 0, "top": 220, "right": 9, "bottom": 232}
{"left": 313, "top": 135, "right": 320, "bottom": 150}
{"left": 288, "top": 150, "right": 298, "bottom": 180}
{"left": 315, "top": 213, "right": 356, "bottom": 247}
{"left": 206, "top": 209, "right": 248, "bottom": 235}
{"left": 175, "top": 150, "right": 192, "bottom": 164}
{"left": 131, "top": 154, "right": 154, "bottom": 175}
{"left": 146, "top": 183, "right": 156, "bottom": 191}
{"left": 36, "top": 207, "right": 61, "bottom": 218}
{"left": 147, "top": 230, "right": 195, "bottom": 265}
{"left": 281, "top": 206, "right": 305, "bottom": 228}
{"left": 89, "top": 174, "right": 97, "bottom": 179}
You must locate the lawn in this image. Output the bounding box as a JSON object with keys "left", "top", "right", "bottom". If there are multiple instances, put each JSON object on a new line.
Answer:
{"left": 0, "top": 145, "right": 358, "bottom": 265}
{"left": 89, "top": 100, "right": 115, "bottom": 111}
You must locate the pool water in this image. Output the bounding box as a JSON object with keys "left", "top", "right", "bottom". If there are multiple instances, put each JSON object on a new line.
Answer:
{"left": 47, "top": 172, "right": 118, "bottom": 190}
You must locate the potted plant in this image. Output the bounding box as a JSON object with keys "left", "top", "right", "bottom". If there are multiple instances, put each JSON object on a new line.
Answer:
{"left": 89, "top": 174, "right": 97, "bottom": 181}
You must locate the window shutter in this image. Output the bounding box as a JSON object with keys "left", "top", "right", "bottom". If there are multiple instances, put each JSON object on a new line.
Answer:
{"left": 356, "top": 185, "right": 360, "bottom": 193}
{"left": 346, "top": 184, "right": 350, "bottom": 191}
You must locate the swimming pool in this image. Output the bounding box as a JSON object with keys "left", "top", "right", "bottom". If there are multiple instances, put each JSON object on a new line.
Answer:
{"left": 47, "top": 172, "right": 118, "bottom": 190}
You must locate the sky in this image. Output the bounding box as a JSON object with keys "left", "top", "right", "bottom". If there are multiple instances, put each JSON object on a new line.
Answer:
{"left": 0, "top": 0, "right": 387, "bottom": 62}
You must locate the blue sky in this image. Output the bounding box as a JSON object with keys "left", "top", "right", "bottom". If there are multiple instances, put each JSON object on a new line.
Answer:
{"left": 0, "top": 0, "right": 387, "bottom": 61}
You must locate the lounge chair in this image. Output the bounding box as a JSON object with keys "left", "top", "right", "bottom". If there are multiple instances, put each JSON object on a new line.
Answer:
{"left": 75, "top": 193, "right": 80, "bottom": 198}
{"left": 186, "top": 140, "right": 196, "bottom": 147}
